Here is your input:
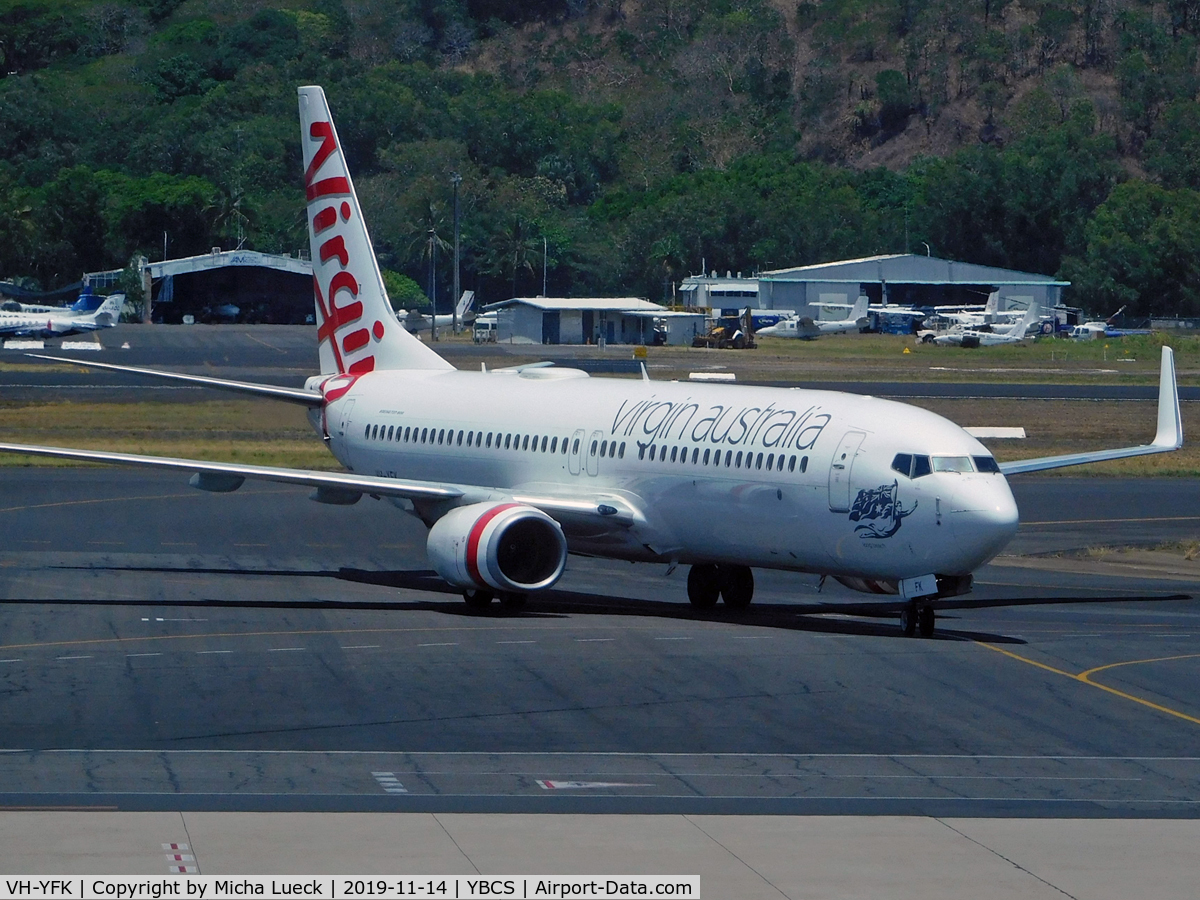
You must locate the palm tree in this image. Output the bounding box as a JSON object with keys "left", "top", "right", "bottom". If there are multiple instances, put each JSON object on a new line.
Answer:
{"left": 481, "top": 218, "right": 540, "bottom": 298}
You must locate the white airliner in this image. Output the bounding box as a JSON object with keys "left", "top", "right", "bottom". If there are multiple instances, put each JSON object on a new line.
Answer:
{"left": 0, "top": 292, "right": 125, "bottom": 338}
{"left": 0, "top": 87, "right": 1184, "bottom": 637}
{"left": 757, "top": 295, "right": 869, "bottom": 339}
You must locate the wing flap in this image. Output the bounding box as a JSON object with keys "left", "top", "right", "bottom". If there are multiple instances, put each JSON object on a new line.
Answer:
{"left": 0, "top": 441, "right": 463, "bottom": 501}
{"left": 999, "top": 346, "right": 1183, "bottom": 475}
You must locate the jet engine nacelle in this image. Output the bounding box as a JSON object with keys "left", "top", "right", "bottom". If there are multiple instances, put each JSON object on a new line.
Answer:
{"left": 426, "top": 502, "right": 568, "bottom": 593}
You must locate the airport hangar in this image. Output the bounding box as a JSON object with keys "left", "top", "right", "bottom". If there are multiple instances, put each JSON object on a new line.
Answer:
{"left": 483, "top": 296, "right": 708, "bottom": 346}
{"left": 88, "top": 249, "right": 313, "bottom": 324}
{"left": 756, "top": 253, "right": 1069, "bottom": 321}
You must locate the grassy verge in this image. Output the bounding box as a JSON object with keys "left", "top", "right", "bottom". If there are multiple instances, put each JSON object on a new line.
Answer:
{"left": 0, "top": 399, "right": 335, "bottom": 469}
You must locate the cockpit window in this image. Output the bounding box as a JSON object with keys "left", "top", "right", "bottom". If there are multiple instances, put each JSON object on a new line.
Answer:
{"left": 891, "top": 453, "right": 913, "bottom": 477}
{"left": 973, "top": 455, "right": 1001, "bottom": 473}
{"left": 932, "top": 456, "right": 974, "bottom": 473}
{"left": 912, "top": 455, "right": 932, "bottom": 478}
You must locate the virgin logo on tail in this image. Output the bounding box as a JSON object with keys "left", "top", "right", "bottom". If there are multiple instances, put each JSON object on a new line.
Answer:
{"left": 307, "top": 121, "right": 377, "bottom": 376}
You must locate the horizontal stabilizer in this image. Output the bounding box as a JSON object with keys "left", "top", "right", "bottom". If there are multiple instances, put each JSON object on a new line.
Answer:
{"left": 27, "top": 354, "right": 324, "bottom": 406}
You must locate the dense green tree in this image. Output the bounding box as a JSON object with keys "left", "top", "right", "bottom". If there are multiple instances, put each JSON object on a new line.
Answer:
{"left": 1061, "top": 180, "right": 1200, "bottom": 317}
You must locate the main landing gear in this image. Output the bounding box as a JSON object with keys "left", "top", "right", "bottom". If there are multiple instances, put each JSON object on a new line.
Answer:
{"left": 687, "top": 564, "right": 754, "bottom": 610}
{"left": 899, "top": 600, "right": 936, "bottom": 637}
{"left": 462, "top": 589, "right": 527, "bottom": 611}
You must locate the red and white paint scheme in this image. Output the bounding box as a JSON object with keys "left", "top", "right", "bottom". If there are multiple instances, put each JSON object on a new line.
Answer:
{"left": 1, "top": 86, "right": 1183, "bottom": 636}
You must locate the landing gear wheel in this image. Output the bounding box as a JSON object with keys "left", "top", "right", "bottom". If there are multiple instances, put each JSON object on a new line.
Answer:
{"left": 921, "top": 333, "right": 935, "bottom": 344}
{"left": 899, "top": 602, "right": 917, "bottom": 637}
{"left": 918, "top": 604, "right": 935, "bottom": 637}
{"left": 720, "top": 565, "right": 755, "bottom": 609}
{"left": 500, "top": 592, "right": 528, "bottom": 610}
{"left": 687, "top": 564, "right": 721, "bottom": 609}
{"left": 463, "top": 588, "right": 494, "bottom": 610}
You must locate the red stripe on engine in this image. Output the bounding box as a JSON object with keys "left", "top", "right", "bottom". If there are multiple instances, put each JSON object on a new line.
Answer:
{"left": 465, "top": 503, "right": 522, "bottom": 588}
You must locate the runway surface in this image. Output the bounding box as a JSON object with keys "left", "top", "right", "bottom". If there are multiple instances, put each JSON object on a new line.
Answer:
{"left": 0, "top": 468, "right": 1198, "bottom": 816}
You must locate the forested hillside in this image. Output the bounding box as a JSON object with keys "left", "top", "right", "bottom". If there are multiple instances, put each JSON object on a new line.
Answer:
{"left": 4, "top": 0, "right": 1200, "bottom": 316}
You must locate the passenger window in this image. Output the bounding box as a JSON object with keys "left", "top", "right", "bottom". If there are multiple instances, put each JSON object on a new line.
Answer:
{"left": 703, "top": 449, "right": 710, "bottom": 465}
{"left": 912, "top": 455, "right": 930, "bottom": 477}
{"left": 756, "top": 453, "right": 763, "bottom": 469}
{"left": 788, "top": 455, "right": 796, "bottom": 472}
{"left": 973, "top": 455, "right": 1001, "bottom": 473}
{"left": 766, "top": 453, "right": 774, "bottom": 470}
{"left": 522, "top": 435, "right": 529, "bottom": 451}
{"left": 601, "top": 440, "right": 608, "bottom": 456}
{"left": 364, "top": 424, "right": 371, "bottom": 439}
{"left": 438, "top": 429, "right": 445, "bottom": 444}
{"left": 457, "top": 431, "right": 463, "bottom": 445}
{"left": 618, "top": 442, "right": 625, "bottom": 458}
{"left": 572, "top": 438, "right": 580, "bottom": 454}
{"left": 486, "top": 433, "right": 492, "bottom": 448}
{"left": 550, "top": 437, "right": 557, "bottom": 453}
{"left": 891, "top": 453, "right": 913, "bottom": 478}
{"left": 691, "top": 448, "right": 698, "bottom": 464}
{"left": 505, "top": 435, "right": 511, "bottom": 449}
{"left": 405, "top": 427, "right": 411, "bottom": 441}
{"left": 542, "top": 436, "right": 549, "bottom": 452}
{"left": 590, "top": 440, "right": 598, "bottom": 456}
{"left": 801, "top": 456, "right": 808, "bottom": 473}
{"left": 649, "top": 445, "right": 656, "bottom": 461}
{"left": 385, "top": 425, "right": 393, "bottom": 441}
{"left": 735, "top": 451, "right": 743, "bottom": 467}
{"left": 670, "top": 446, "right": 677, "bottom": 462}
{"left": 725, "top": 451, "right": 733, "bottom": 466}
{"left": 421, "top": 428, "right": 428, "bottom": 443}
{"left": 638, "top": 444, "right": 646, "bottom": 460}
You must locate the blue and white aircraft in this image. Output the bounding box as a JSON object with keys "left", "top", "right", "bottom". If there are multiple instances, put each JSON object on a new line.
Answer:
{"left": 0, "top": 87, "right": 1183, "bottom": 636}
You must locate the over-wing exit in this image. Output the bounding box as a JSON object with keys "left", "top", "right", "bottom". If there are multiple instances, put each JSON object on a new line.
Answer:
{"left": 0, "top": 86, "right": 1183, "bottom": 638}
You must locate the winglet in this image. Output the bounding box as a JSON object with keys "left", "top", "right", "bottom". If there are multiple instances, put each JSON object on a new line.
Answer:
{"left": 998, "top": 344, "right": 1183, "bottom": 476}
{"left": 1154, "top": 345, "right": 1183, "bottom": 449}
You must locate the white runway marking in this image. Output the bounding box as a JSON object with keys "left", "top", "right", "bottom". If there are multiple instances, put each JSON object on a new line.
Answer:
{"left": 371, "top": 772, "right": 408, "bottom": 794}
{"left": 342, "top": 644, "right": 380, "bottom": 650}
{"left": 56, "top": 655, "right": 92, "bottom": 660}
{"left": 417, "top": 642, "right": 458, "bottom": 647}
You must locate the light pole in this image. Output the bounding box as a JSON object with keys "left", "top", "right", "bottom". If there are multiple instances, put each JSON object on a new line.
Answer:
{"left": 451, "top": 172, "right": 462, "bottom": 334}
{"left": 542, "top": 236, "right": 547, "bottom": 297}
{"left": 428, "top": 228, "right": 438, "bottom": 342}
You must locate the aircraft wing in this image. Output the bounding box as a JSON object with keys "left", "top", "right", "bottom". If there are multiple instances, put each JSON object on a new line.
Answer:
{"left": 27, "top": 354, "right": 325, "bottom": 406}
{"left": 0, "top": 442, "right": 644, "bottom": 528}
{"left": 999, "top": 346, "right": 1182, "bottom": 475}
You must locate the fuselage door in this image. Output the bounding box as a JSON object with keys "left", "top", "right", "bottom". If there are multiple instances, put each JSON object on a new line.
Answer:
{"left": 828, "top": 430, "right": 866, "bottom": 512}
{"left": 338, "top": 399, "right": 356, "bottom": 439}
{"left": 585, "top": 429, "right": 603, "bottom": 476}
{"left": 568, "top": 428, "right": 585, "bottom": 476}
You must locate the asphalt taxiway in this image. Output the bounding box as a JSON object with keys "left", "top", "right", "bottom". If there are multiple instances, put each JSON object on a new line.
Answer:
{"left": 0, "top": 468, "right": 1198, "bottom": 818}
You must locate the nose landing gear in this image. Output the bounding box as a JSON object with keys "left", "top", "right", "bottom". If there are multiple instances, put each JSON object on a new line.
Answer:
{"left": 900, "top": 601, "right": 936, "bottom": 637}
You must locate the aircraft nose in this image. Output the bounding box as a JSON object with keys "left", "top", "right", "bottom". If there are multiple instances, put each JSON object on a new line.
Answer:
{"left": 945, "top": 477, "right": 1020, "bottom": 568}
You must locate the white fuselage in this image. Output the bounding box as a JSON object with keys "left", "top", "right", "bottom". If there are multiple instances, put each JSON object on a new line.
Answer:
{"left": 316, "top": 369, "right": 1020, "bottom": 582}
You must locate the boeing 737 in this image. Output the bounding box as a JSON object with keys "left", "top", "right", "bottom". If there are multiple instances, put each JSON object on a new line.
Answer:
{"left": 0, "top": 87, "right": 1183, "bottom": 637}
{"left": 757, "top": 295, "right": 870, "bottom": 339}
{"left": 0, "top": 292, "right": 124, "bottom": 338}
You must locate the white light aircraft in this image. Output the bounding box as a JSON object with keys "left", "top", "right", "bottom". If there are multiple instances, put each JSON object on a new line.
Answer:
{"left": 0, "top": 87, "right": 1184, "bottom": 637}
{"left": 932, "top": 303, "right": 1043, "bottom": 348}
{"left": 757, "top": 295, "right": 869, "bottom": 339}
{"left": 0, "top": 292, "right": 125, "bottom": 339}
{"left": 401, "top": 290, "right": 476, "bottom": 333}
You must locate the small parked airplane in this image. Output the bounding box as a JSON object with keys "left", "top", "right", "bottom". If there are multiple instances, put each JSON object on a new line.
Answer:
{"left": 932, "top": 303, "right": 1043, "bottom": 347}
{"left": 757, "top": 295, "right": 870, "bottom": 339}
{"left": 0, "top": 87, "right": 1183, "bottom": 638}
{"left": 400, "top": 290, "right": 476, "bottom": 334}
{"left": 0, "top": 292, "right": 125, "bottom": 338}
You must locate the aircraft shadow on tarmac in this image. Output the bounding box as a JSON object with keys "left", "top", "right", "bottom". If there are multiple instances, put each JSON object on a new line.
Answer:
{"left": 17, "top": 562, "right": 1191, "bottom": 645}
